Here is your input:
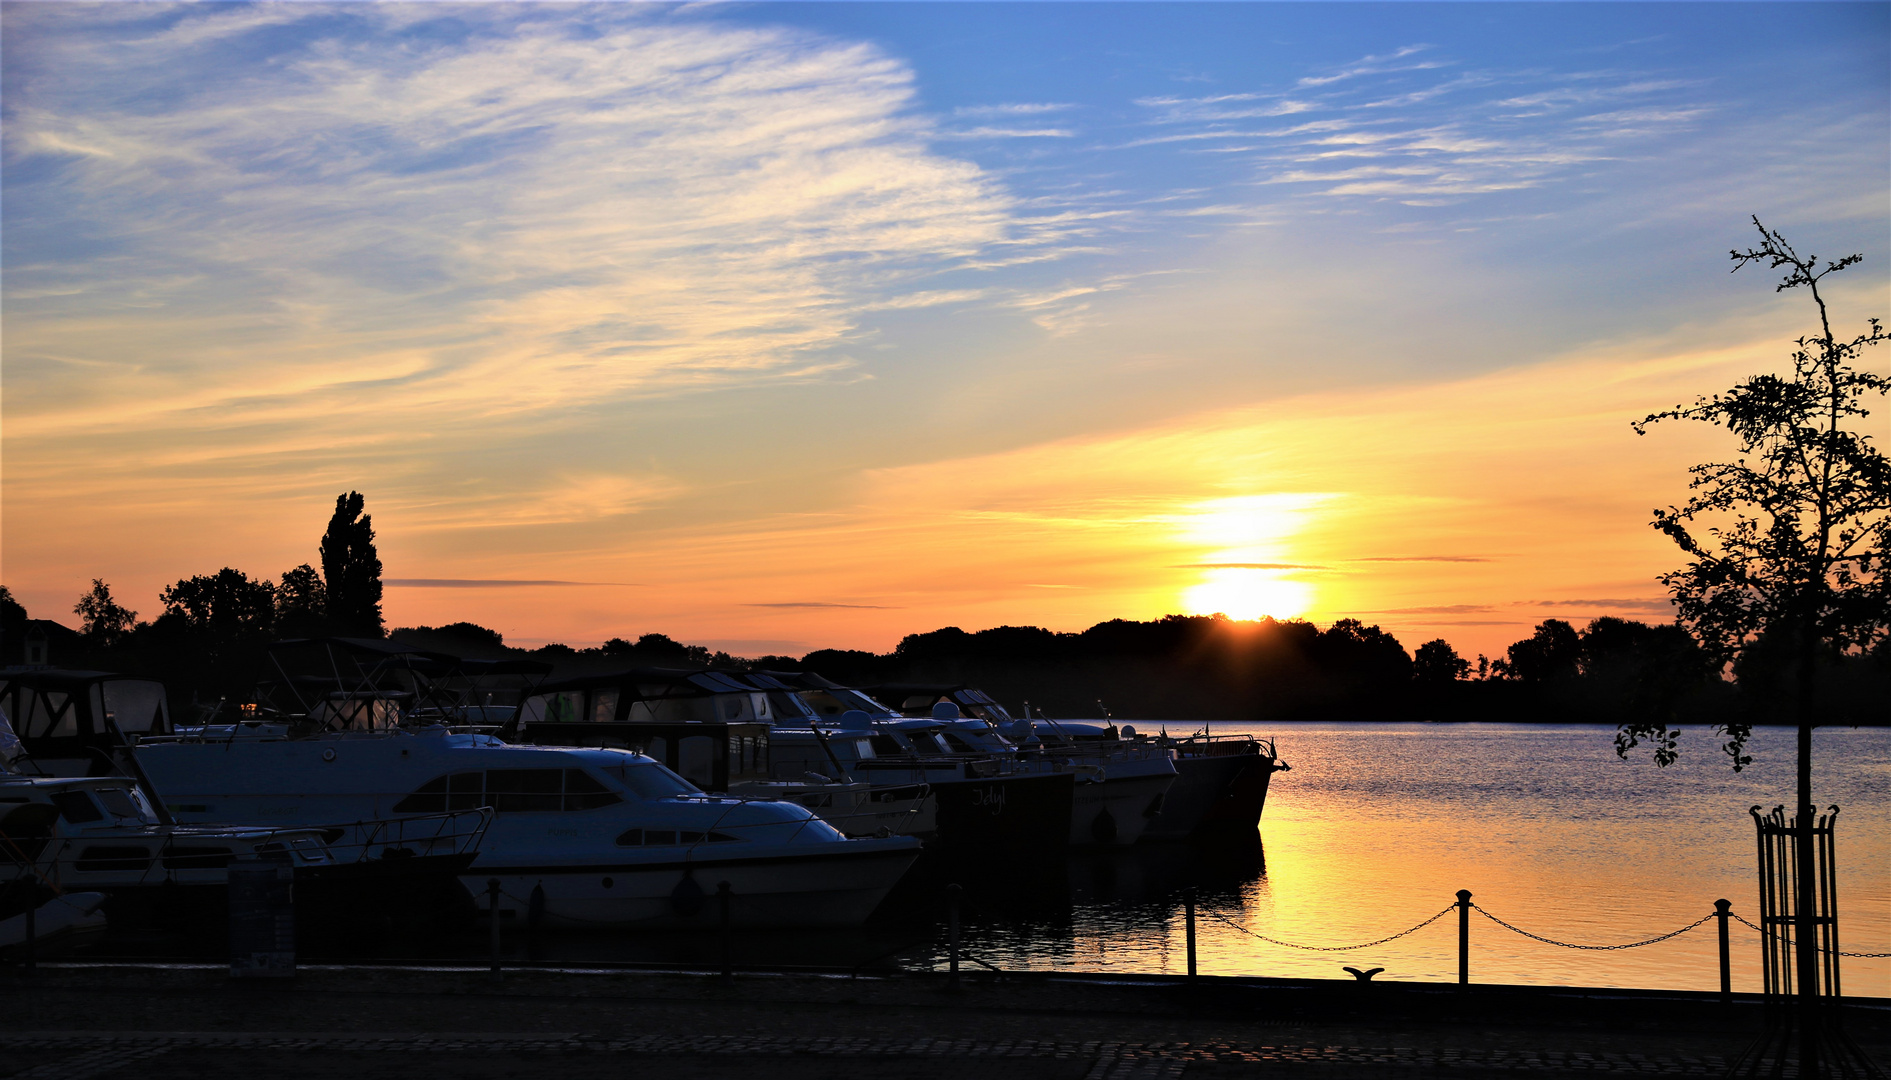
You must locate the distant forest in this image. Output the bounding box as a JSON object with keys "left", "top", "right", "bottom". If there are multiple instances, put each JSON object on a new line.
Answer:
{"left": 4, "top": 491, "right": 1884, "bottom": 725}
{"left": 8, "top": 588, "right": 1885, "bottom": 726}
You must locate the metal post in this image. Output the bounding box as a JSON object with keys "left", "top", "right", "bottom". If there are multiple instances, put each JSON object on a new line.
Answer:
{"left": 947, "top": 883, "right": 962, "bottom": 986}
{"left": 1184, "top": 887, "right": 1197, "bottom": 981}
{"left": 718, "top": 881, "right": 733, "bottom": 984}
{"left": 1714, "top": 899, "right": 1732, "bottom": 1003}
{"left": 487, "top": 878, "right": 502, "bottom": 976}
{"left": 1456, "top": 890, "right": 1472, "bottom": 986}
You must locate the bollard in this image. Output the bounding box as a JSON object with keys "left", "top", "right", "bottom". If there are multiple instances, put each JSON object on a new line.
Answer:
{"left": 1184, "top": 887, "right": 1197, "bottom": 981}
{"left": 1714, "top": 899, "right": 1732, "bottom": 1003}
{"left": 718, "top": 881, "right": 733, "bottom": 984}
{"left": 1456, "top": 890, "right": 1472, "bottom": 986}
{"left": 487, "top": 878, "right": 502, "bottom": 976}
{"left": 947, "top": 883, "right": 962, "bottom": 986}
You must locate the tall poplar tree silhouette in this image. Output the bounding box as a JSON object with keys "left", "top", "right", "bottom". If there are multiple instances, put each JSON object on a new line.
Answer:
{"left": 320, "top": 492, "right": 384, "bottom": 637}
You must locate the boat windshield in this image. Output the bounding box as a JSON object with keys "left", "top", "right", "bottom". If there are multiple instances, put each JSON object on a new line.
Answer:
{"left": 599, "top": 763, "right": 702, "bottom": 799}
{"left": 92, "top": 784, "right": 158, "bottom": 824}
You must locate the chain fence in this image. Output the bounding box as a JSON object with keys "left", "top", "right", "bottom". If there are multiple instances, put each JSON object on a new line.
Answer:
{"left": 1193, "top": 899, "right": 1889, "bottom": 960}
{"left": 1198, "top": 904, "right": 1457, "bottom": 952}
{"left": 1728, "top": 911, "right": 1891, "bottom": 958}
{"left": 1471, "top": 904, "right": 1715, "bottom": 951}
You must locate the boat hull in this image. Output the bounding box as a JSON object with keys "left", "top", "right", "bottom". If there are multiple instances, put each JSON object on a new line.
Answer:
{"left": 1140, "top": 750, "right": 1278, "bottom": 841}
{"left": 1070, "top": 771, "right": 1174, "bottom": 846}
{"left": 465, "top": 841, "right": 920, "bottom": 929}
{"left": 927, "top": 771, "right": 1074, "bottom": 851}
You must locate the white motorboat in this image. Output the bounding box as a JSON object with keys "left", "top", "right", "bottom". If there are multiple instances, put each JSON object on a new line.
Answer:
{"left": 842, "top": 683, "right": 1179, "bottom": 847}
{"left": 741, "top": 674, "right": 1082, "bottom": 851}
{"left": 134, "top": 725, "right": 919, "bottom": 928}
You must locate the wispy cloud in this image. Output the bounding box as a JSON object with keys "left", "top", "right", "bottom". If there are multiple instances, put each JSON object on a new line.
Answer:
{"left": 5, "top": 6, "right": 1039, "bottom": 454}
{"left": 385, "top": 579, "right": 643, "bottom": 588}
{"left": 1526, "top": 598, "right": 1675, "bottom": 612}
{"left": 1350, "top": 556, "right": 1495, "bottom": 564}
{"left": 1124, "top": 44, "right": 1712, "bottom": 208}
{"left": 1175, "top": 562, "right": 1329, "bottom": 571}
{"left": 937, "top": 126, "right": 1075, "bottom": 140}
{"left": 954, "top": 103, "right": 1074, "bottom": 117}
{"left": 747, "top": 601, "right": 892, "bottom": 609}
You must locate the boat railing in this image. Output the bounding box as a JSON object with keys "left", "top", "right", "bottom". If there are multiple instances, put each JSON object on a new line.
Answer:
{"left": 320, "top": 807, "right": 494, "bottom": 863}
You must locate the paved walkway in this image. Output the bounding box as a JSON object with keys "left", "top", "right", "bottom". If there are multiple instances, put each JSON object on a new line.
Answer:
{"left": 5, "top": 964, "right": 1879, "bottom": 1079}
{"left": 1, "top": 1027, "right": 1737, "bottom": 1079}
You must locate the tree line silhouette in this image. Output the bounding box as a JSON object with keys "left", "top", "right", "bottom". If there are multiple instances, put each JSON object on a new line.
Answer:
{"left": 4, "top": 488, "right": 1883, "bottom": 725}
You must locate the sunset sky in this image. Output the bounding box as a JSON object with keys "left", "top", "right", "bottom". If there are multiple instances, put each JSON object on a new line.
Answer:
{"left": 4, "top": 2, "right": 1887, "bottom": 660}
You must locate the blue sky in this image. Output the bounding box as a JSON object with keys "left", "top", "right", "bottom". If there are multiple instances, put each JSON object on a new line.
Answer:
{"left": 4, "top": 3, "right": 1887, "bottom": 654}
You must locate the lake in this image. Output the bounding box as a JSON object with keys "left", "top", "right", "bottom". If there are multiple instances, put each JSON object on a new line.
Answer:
{"left": 927, "top": 721, "right": 1889, "bottom": 995}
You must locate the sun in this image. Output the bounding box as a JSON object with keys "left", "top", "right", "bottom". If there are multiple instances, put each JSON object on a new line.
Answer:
{"left": 1182, "top": 568, "right": 1314, "bottom": 621}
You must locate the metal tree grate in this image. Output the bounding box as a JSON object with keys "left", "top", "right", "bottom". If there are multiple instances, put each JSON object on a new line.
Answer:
{"left": 1730, "top": 804, "right": 1883, "bottom": 1080}
{"left": 1751, "top": 804, "right": 1843, "bottom": 1001}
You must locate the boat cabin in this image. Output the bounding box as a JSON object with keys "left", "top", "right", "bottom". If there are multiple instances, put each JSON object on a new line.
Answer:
{"left": 515, "top": 670, "right": 773, "bottom": 792}
{"left": 0, "top": 671, "right": 172, "bottom": 775}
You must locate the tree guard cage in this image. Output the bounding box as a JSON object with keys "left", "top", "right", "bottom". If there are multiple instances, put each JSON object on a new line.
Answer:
{"left": 1730, "top": 804, "right": 1883, "bottom": 1080}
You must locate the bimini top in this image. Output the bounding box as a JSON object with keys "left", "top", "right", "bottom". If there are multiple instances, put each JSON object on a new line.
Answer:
{"left": 0, "top": 668, "right": 173, "bottom": 747}
{"left": 519, "top": 667, "right": 782, "bottom": 726}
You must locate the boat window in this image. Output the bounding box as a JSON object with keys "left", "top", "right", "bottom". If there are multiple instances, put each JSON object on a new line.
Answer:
{"left": 614, "top": 828, "right": 744, "bottom": 846}
{"left": 393, "top": 775, "right": 449, "bottom": 813}
{"left": 23, "top": 690, "right": 78, "bottom": 740}
{"left": 447, "top": 771, "right": 485, "bottom": 811}
{"left": 50, "top": 790, "right": 103, "bottom": 823}
{"left": 163, "top": 846, "right": 233, "bottom": 870}
{"left": 940, "top": 733, "right": 978, "bottom": 753}
{"left": 767, "top": 692, "right": 811, "bottom": 719}
{"left": 600, "top": 763, "right": 700, "bottom": 799}
{"left": 517, "top": 696, "right": 547, "bottom": 725}
{"left": 487, "top": 769, "right": 563, "bottom": 813}
{"left": 869, "top": 734, "right": 904, "bottom": 756}
{"left": 542, "top": 691, "right": 584, "bottom": 724}
{"left": 102, "top": 681, "right": 169, "bottom": 734}
{"left": 837, "top": 689, "right": 890, "bottom": 714}
{"left": 590, "top": 690, "right": 619, "bottom": 724}
{"left": 798, "top": 690, "right": 846, "bottom": 716}
{"left": 93, "top": 786, "right": 153, "bottom": 823}
{"left": 678, "top": 735, "right": 715, "bottom": 789}
{"left": 75, "top": 845, "right": 152, "bottom": 872}
{"left": 639, "top": 735, "right": 668, "bottom": 765}
{"left": 564, "top": 770, "right": 622, "bottom": 811}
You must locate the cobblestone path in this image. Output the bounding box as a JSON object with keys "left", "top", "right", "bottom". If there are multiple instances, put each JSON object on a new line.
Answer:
{"left": 0, "top": 1030, "right": 1734, "bottom": 1079}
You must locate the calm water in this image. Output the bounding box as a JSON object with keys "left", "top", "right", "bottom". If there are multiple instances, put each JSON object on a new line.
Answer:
{"left": 925, "top": 722, "right": 1890, "bottom": 994}
{"left": 118, "top": 723, "right": 1890, "bottom": 994}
